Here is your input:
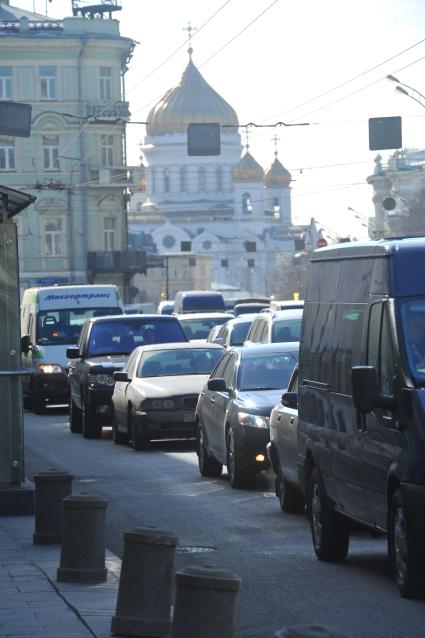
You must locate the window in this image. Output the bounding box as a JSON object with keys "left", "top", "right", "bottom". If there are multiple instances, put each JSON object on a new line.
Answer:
{"left": 42, "top": 135, "right": 60, "bottom": 171}
{"left": 221, "top": 258, "right": 228, "bottom": 268}
{"left": 44, "top": 218, "right": 63, "bottom": 257}
{"left": 39, "top": 66, "right": 56, "bottom": 100}
{"left": 101, "top": 135, "right": 114, "bottom": 167}
{"left": 180, "top": 166, "right": 187, "bottom": 192}
{"left": 223, "top": 355, "right": 237, "bottom": 388}
{"left": 163, "top": 168, "right": 170, "bottom": 193}
{"left": 242, "top": 193, "right": 252, "bottom": 214}
{"left": 247, "top": 258, "right": 255, "bottom": 268}
{"left": 0, "top": 67, "right": 12, "bottom": 99}
{"left": 211, "top": 353, "right": 231, "bottom": 379}
{"left": 163, "top": 235, "right": 175, "bottom": 249}
{"left": 103, "top": 217, "right": 116, "bottom": 251}
{"left": 99, "top": 66, "right": 111, "bottom": 100}
{"left": 333, "top": 304, "right": 365, "bottom": 394}
{"left": 199, "top": 166, "right": 206, "bottom": 192}
{"left": 216, "top": 166, "right": 223, "bottom": 191}
{"left": 0, "top": 139, "right": 15, "bottom": 171}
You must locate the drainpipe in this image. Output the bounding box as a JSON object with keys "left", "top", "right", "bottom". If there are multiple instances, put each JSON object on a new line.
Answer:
{"left": 77, "top": 36, "right": 88, "bottom": 283}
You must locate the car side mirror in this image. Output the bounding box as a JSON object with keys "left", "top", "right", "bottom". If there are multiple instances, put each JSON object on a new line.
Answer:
{"left": 21, "top": 334, "right": 32, "bottom": 354}
{"left": 66, "top": 347, "right": 80, "bottom": 359}
{"left": 282, "top": 391, "right": 298, "bottom": 409}
{"left": 207, "top": 377, "right": 227, "bottom": 392}
{"left": 352, "top": 366, "right": 396, "bottom": 413}
{"left": 114, "top": 371, "right": 129, "bottom": 383}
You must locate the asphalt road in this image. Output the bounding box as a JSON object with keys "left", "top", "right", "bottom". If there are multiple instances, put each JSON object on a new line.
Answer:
{"left": 24, "top": 407, "right": 425, "bottom": 638}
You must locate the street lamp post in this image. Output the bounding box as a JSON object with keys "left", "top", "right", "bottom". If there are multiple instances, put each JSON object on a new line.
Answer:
{"left": 386, "top": 75, "right": 425, "bottom": 110}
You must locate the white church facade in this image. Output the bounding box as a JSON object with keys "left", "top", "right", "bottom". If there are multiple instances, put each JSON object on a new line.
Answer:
{"left": 129, "top": 50, "right": 313, "bottom": 298}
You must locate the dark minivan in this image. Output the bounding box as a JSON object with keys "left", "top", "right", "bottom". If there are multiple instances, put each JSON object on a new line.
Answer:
{"left": 297, "top": 237, "right": 425, "bottom": 598}
{"left": 174, "top": 290, "right": 225, "bottom": 314}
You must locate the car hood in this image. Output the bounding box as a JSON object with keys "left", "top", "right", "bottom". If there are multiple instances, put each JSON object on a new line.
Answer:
{"left": 237, "top": 388, "right": 283, "bottom": 412}
{"left": 85, "top": 355, "right": 128, "bottom": 370}
{"left": 131, "top": 374, "right": 210, "bottom": 398}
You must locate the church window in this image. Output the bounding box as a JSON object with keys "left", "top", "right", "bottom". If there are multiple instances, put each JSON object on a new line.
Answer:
{"left": 199, "top": 167, "right": 206, "bottom": 192}
{"left": 216, "top": 166, "right": 223, "bottom": 191}
{"left": 163, "top": 235, "right": 175, "bottom": 249}
{"left": 180, "top": 166, "right": 187, "bottom": 192}
{"left": 164, "top": 169, "right": 170, "bottom": 193}
{"left": 151, "top": 169, "right": 156, "bottom": 194}
{"left": 273, "top": 197, "right": 280, "bottom": 217}
{"left": 242, "top": 193, "right": 252, "bottom": 214}
{"left": 202, "top": 240, "right": 212, "bottom": 250}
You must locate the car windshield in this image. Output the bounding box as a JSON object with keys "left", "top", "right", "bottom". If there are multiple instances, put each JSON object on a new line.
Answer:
{"left": 180, "top": 317, "right": 230, "bottom": 340}
{"left": 137, "top": 348, "right": 224, "bottom": 377}
{"left": 229, "top": 321, "right": 253, "bottom": 346}
{"left": 36, "top": 307, "right": 122, "bottom": 345}
{"left": 399, "top": 298, "right": 425, "bottom": 383}
{"left": 271, "top": 318, "right": 302, "bottom": 342}
{"left": 238, "top": 351, "right": 298, "bottom": 391}
{"left": 87, "top": 319, "right": 186, "bottom": 356}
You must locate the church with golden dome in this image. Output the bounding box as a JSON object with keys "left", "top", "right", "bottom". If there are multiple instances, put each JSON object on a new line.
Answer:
{"left": 129, "top": 49, "right": 310, "bottom": 296}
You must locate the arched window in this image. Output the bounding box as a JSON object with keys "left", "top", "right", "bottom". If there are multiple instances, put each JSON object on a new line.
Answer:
{"left": 273, "top": 197, "right": 280, "bottom": 217}
{"left": 180, "top": 166, "right": 187, "bottom": 193}
{"left": 199, "top": 166, "right": 206, "bottom": 192}
{"left": 216, "top": 166, "right": 223, "bottom": 191}
{"left": 242, "top": 193, "right": 252, "bottom": 214}
{"left": 151, "top": 168, "right": 156, "bottom": 194}
{"left": 163, "top": 168, "right": 170, "bottom": 194}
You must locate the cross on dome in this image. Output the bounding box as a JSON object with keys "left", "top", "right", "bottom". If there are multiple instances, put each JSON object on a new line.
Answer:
{"left": 183, "top": 21, "right": 197, "bottom": 57}
{"left": 271, "top": 134, "right": 280, "bottom": 157}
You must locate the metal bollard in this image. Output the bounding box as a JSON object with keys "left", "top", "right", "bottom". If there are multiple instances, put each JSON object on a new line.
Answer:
{"left": 171, "top": 566, "right": 241, "bottom": 638}
{"left": 33, "top": 471, "right": 73, "bottom": 544}
{"left": 111, "top": 527, "right": 177, "bottom": 637}
{"left": 57, "top": 494, "right": 108, "bottom": 583}
{"left": 274, "top": 625, "right": 346, "bottom": 638}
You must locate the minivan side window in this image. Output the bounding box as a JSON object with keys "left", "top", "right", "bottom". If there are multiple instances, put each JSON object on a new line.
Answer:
{"left": 367, "top": 303, "right": 396, "bottom": 396}
{"left": 332, "top": 304, "right": 365, "bottom": 395}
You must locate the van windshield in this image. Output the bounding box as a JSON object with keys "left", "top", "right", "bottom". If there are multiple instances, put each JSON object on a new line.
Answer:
{"left": 36, "top": 307, "right": 122, "bottom": 345}
{"left": 400, "top": 298, "right": 425, "bottom": 382}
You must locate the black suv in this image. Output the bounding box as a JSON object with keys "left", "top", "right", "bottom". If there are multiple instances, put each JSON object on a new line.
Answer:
{"left": 67, "top": 315, "right": 187, "bottom": 438}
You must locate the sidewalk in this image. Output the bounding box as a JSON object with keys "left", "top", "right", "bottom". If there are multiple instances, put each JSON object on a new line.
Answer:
{"left": 0, "top": 515, "right": 122, "bottom": 638}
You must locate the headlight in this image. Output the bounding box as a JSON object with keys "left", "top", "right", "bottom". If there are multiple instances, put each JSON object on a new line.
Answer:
{"left": 88, "top": 373, "right": 115, "bottom": 387}
{"left": 37, "top": 364, "right": 63, "bottom": 374}
{"left": 237, "top": 412, "right": 269, "bottom": 428}
{"left": 142, "top": 398, "right": 177, "bottom": 410}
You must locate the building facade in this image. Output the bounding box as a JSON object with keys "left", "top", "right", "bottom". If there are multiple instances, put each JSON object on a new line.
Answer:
{"left": 129, "top": 49, "right": 315, "bottom": 299}
{"left": 0, "top": 1, "right": 137, "bottom": 295}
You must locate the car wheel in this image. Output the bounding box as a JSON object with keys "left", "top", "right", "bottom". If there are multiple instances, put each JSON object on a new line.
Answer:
{"left": 308, "top": 467, "right": 349, "bottom": 561}
{"left": 69, "top": 398, "right": 82, "bottom": 434}
{"left": 128, "top": 406, "right": 150, "bottom": 451}
{"left": 278, "top": 471, "right": 305, "bottom": 514}
{"left": 81, "top": 398, "right": 102, "bottom": 439}
{"left": 197, "top": 422, "right": 222, "bottom": 478}
{"left": 226, "top": 427, "right": 255, "bottom": 489}
{"left": 112, "top": 411, "right": 127, "bottom": 445}
{"left": 32, "top": 387, "right": 46, "bottom": 415}
{"left": 389, "top": 489, "right": 425, "bottom": 598}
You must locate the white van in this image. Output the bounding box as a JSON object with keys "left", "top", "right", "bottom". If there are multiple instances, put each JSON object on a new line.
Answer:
{"left": 21, "top": 285, "right": 124, "bottom": 413}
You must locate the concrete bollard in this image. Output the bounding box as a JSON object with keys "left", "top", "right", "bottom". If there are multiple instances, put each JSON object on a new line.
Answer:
{"left": 111, "top": 527, "right": 177, "bottom": 637}
{"left": 57, "top": 494, "right": 108, "bottom": 583}
{"left": 33, "top": 470, "right": 73, "bottom": 544}
{"left": 171, "top": 566, "right": 241, "bottom": 638}
{"left": 274, "top": 625, "right": 346, "bottom": 638}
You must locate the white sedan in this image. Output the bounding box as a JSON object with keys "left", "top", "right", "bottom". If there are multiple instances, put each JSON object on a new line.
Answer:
{"left": 111, "top": 342, "right": 225, "bottom": 450}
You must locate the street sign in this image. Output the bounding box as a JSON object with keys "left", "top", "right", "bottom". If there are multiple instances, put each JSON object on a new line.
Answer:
{"left": 0, "top": 101, "right": 32, "bottom": 137}
{"left": 187, "top": 123, "right": 221, "bottom": 156}
{"left": 369, "top": 116, "right": 402, "bottom": 151}
{"left": 317, "top": 238, "right": 328, "bottom": 248}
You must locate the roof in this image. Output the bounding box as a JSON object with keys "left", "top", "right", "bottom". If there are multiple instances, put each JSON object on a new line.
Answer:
{"left": 0, "top": 3, "right": 57, "bottom": 21}
{"left": 177, "top": 312, "right": 234, "bottom": 320}
{"left": 131, "top": 342, "right": 225, "bottom": 353}
{"left": 311, "top": 236, "right": 425, "bottom": 261}
{"left": 89, "top": 314, "right": 179, "bottom": 324}
{"left": 232, "top": 150, "right": 264, "bottom": 182}
{"left": 233, "top": 342, "right": 300, "bottom": 357}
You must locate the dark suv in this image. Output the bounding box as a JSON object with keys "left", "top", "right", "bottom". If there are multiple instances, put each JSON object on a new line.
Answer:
{"left": 67, "top": 315, "right": 187, "bottom": 438}
{"left": 244, "top": 309, "right": 303, "bottom": 346}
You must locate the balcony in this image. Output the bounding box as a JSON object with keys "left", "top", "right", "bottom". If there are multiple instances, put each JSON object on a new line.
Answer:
{"left": 87, "top": 251, "right": 147, "bottom": 275}
{"left": 88, "top": 166, "right": 136, "bottom": 187}
{"left": 86, "top": 101, "right": 130, "bottom": 122}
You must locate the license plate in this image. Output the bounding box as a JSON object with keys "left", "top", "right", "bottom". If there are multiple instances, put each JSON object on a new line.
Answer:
{"left": 184, "top": 411, "right": 195, "bottom": 423}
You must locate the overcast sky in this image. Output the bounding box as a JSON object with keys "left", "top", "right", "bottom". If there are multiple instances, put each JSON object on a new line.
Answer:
{"left": 17, "top": 0, "right": 425, "bottom": 238}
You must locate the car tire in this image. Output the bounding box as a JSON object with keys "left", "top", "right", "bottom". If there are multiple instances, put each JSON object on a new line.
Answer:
{"left": 278, "top": 471, "right": 305, "bottom": 514}
{"left": 112, "top": 411, "right": 127, "bottom": 445}
{"left": 81, "top": 398, "right": 102, "bottom": 439}
{"left": 129, "top": 406, "right": 150, "bottom": 451}
{"left": 69, "top": 398, "right": 82, "bottom": 434}
{"left": 32, "top": 386, "right": 46, "bottom": 415}
{"left": 197, "top": 422, "right": 222, "bottom": 478}
{"left": 389, "top": 488, "right": 425, "bottom": 598}
{"left": 308, "top": 467, "right": 349, "bottom": 561}
{"left": 226, "top": 427, "right": 255, "bottom": 489}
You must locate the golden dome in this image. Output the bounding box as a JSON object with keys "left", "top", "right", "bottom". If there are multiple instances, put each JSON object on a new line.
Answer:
{"left": 146, "top": 54, "right": 239, "bottom": 136}
{"left": 233, "top": 150, "right": 264, "bottom": 182}
{"left": 264, "top": 156, "right": 291, "bottom": 187}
